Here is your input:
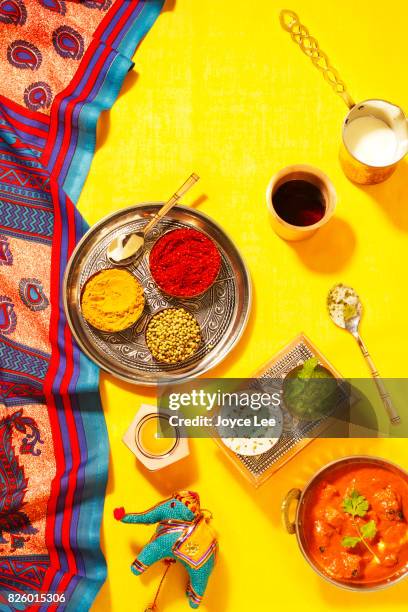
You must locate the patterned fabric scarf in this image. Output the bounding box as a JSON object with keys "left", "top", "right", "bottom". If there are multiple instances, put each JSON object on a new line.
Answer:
{"left": 0, "top": 1, "right": 163, "bottom": 609}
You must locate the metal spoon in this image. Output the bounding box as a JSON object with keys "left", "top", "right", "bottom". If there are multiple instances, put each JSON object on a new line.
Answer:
{"left": 107, "top": 172, "right": 200, "bottom": 266}
{"left": 327, "top": 283, "right": 400, "bottom": 425}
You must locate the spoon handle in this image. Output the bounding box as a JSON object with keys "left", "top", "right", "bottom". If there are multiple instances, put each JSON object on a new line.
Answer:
{"left": 143, "top": 173, "right": 200, "bottom": 236}
{"left": 356, "top": 334, "right": 401, "bottom": 425}
{"left": 279, "top": 10, "right": 355, "bottom": 109}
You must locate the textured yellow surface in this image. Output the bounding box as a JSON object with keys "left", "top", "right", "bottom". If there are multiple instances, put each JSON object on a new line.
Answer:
{"left": 83, "top": 1, "right": 408, "bottom": 610}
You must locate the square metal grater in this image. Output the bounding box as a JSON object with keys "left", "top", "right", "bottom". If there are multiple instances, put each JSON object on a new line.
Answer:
{"left": 214, "top": 333, "right": 345, "bottom": 487}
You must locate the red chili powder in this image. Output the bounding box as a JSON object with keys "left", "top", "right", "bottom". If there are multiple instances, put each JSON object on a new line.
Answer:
{"left": 149, "top": 228, "right": 221, "bottom": 297}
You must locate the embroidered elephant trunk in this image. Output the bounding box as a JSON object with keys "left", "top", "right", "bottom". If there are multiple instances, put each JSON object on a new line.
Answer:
{"left": 114, "top": 490, "right": 217, "bottom": 610}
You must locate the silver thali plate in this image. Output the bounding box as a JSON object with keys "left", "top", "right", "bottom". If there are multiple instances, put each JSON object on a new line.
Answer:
{"left": 63, "top": 203, "right": 252, "bottom": 385}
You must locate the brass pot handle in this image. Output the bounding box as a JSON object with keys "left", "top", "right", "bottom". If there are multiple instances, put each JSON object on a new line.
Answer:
{"left": 281, "top": 488, "right": 301, "bottom": 534}
{"left": 279, "top": 10, "right": 355, "bottom": 109}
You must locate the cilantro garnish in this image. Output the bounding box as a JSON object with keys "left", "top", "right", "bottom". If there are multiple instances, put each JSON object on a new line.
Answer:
{"left": 360, "top": 520, "right": 377, "bottom": 540}
{"left": 341, "top": 535, "right": 361, "bottom": 548}
{"left": 341, "top": 520, "right": 377, "bottom": 549}
{"left": 341, "top": 490, "right": 379, "bottom": 562}
{"left": 342, "top": 489, "right": 369, "bottom": 518}
{"left": 298, "top": 357, "right": 319, "bottom": 380}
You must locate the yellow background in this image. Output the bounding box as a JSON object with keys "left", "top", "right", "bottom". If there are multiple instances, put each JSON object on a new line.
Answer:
{"left": 81, "top": 1, "right": 408, "bottom": 610}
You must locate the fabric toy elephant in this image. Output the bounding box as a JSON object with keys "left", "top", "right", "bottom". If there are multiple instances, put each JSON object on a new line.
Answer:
{"left": 114, "top": 490, "right": 217, "bottom": 609}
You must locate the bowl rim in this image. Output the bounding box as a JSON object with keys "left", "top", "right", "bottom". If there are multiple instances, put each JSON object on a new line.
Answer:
{"left": 80, "top": 267, "right": 145, "bottom": 333}
{"left": 135, "top": 413, "right": 180, "bottom": 459}
{"left": 342, "top": 98, "right": 408, "bottom": 168}
{"left": 148, "top": 226, "right": 222, "bottom": 298}
{"left": 282, "top": 362, "right": 337, "bottom": 421}
{"left": 266, "top": 163, "right": 337, "bottom": 233}
{"left": 144, "top": 306, "right": 202, "bottom": 365}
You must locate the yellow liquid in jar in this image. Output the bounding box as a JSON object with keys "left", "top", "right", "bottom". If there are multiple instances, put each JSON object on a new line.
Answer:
{"left": 137, "top": 416, "right": 177, "bottom": 457}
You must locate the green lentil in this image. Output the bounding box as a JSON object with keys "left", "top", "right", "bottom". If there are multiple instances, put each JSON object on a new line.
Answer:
{"left": 146, "top": 308, "right": 201, "bottom": 364}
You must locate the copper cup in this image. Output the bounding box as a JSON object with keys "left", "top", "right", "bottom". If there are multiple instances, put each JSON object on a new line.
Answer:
{"left": 266, "top": 164, "right": 337, "bottom": 241}
{"left": 278, "top": 12, "right": 408, "bottom": 186}
{"left": 340, "top": 99, "right": 408, "bottom": 185}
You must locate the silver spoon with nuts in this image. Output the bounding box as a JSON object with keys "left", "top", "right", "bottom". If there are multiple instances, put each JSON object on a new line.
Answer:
{"left": 327, "top": 283, "right": 400, "bottom": 425}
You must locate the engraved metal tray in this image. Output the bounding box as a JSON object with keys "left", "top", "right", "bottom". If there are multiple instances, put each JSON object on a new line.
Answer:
{"left": 63, "top": 203, "right": 251, "bottom": 385}
{"left": 215, "top": 334, "right": 345, "bottom": 487}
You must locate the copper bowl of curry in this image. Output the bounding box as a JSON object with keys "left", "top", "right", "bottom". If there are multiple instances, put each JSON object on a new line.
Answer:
{"left": 282, "top": 456, "right": 408, "bottom": 591}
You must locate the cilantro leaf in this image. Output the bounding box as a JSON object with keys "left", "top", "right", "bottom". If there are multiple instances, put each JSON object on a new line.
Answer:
{"left": 342, "top": 490, "right": 369, "bottom": 518}
{"left": 342, "top": 519, "right": 377, "bottom": 550}
{"left": 360, "top": 520, "right": 377, "bottom": 540}
{"left": 341, "top": 536, "right": 361, "bottom": 548}
{"left": 298, "top": 357, "right": 319, "bottom": 380}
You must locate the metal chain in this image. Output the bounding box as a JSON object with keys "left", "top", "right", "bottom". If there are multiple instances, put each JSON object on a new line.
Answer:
{"left": 279, "top": 10, "right": 355, "bottom": 108}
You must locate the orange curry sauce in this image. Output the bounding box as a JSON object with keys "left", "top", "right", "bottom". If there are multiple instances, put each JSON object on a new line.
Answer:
{"left": 303, "top": 464, "right": 408, "bottom": 585}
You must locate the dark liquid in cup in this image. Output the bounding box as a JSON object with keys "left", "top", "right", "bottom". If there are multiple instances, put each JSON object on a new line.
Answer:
{"left": 272, "top": 179, "right": 326, "bottom": 227}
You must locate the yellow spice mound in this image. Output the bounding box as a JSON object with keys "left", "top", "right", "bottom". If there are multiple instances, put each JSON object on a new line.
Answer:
{"left": 81, "top": 269, "right": 145, "bottom": 332}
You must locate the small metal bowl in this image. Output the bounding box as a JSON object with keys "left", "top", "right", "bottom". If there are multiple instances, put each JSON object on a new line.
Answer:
{"left": 80, "top": 268, "right": 145, "bottom": 333}
{"left": 144, "top": 307, "right": 202, "bottom": 365}
{"left": 282, "top": 363, "right": 338, "bottom": 422}
{"left": 135, "top": 413, "right": 179, "bottom": 459}
{"left": 282, "top": 456, "right": 408, "bottom": 591}
{"left": 148, "top": 228, "right": 222, "bottom": 299}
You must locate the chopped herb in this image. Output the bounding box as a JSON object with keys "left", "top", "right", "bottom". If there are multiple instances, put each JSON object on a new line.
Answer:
{"left": 360, "top": 520, "right": 377, "bottom": 540}
{"left": 298, "top": 357, "right": 319, "bottom": 379}
{"left": 342, "top": 490, "right": 369, "bottom": 518}
{"left": 341, "top": 491, "right": 380, "bottom": 563}
{"left": 341, "top": 536, "right": 361, "bottom": 548}
{"left": 342, "top": 520, "right": 377, "bottom": 549}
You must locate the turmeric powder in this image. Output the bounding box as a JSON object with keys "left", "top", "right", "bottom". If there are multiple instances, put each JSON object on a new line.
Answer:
{"left": 81, "top": 269, "right": 144, "bottom": 332}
